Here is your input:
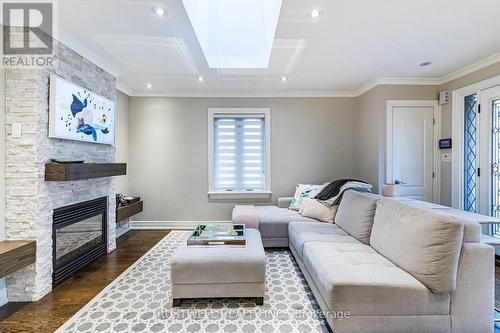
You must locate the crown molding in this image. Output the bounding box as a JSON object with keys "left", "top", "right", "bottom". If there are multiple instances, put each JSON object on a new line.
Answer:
{"left": 439, "top": 51, "right": 500, "bottom": 85}
{"left": 56, "top": 30, "right": 500, "bottom": 99}
{"left": 126, "top": 90, "right": 357, "bottom": 98}
{"left": 57, "top": 30, "right": 123, "bottom": 79}
{"left": 116, "top": 79, "right": 134, "bottom": 96}
{"left": 354, "top": 77, "right": 443, "bottom": 96}
{"left": 354, "top": 52, "right": 500, "bottom": 96}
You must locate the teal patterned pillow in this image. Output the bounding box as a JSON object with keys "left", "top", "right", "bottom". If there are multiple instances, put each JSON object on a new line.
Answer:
{"left": 289, "top": 184, "right": 323, "bottom": 211}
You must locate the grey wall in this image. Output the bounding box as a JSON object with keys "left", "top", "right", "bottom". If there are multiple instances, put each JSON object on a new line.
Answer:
{"left": 352, "top": 61, "right": 500, "bottom": 206}
{"left": 125, "top": 62, "right": 500, "bottom": 221}
{"left": 115, "top": 90, "right": 130, "bottom": 194}
{"left": 353, "top": 85, "right": 439, "bottom": 194}
{"left": 129, "top": 97, "right": 356, "bottom": 221}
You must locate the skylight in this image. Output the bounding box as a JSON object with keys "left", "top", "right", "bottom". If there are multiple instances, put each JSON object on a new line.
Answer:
{"left": 182, "top": 0, "right": 282, "bottom": 69}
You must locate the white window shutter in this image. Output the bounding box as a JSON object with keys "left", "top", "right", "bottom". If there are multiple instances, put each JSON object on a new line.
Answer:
{"left": 213, "top": 115, "right": 266, "bottom": 192}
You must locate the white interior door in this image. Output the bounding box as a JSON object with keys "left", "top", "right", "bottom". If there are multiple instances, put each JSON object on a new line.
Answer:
{"left": 387, "top": 101, "right": 438, "bottom": 202}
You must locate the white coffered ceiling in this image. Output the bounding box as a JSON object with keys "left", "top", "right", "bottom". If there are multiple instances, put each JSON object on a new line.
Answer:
{"left": 58, "top": 0, "right": 500, "bottom": 96}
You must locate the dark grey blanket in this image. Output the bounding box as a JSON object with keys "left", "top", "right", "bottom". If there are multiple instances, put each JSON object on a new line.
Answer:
{"left": 314, "top": 179, "right": 368, "bottom": 200}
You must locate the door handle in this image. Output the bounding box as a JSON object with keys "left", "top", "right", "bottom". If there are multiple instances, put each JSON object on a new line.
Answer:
{"left": 394, "top": 180, "right": 406, "bottom": 185}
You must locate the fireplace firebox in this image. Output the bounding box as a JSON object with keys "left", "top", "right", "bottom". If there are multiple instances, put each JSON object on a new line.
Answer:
{"left": 52, "top": 197, "right": 108, "bottom": 285}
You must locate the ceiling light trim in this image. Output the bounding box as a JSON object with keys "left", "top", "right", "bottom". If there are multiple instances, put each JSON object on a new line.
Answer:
{"left": 152, "top": 7, "right": 167, "bottom": 17}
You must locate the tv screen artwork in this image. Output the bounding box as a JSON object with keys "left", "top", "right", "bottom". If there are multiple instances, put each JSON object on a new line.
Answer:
{"left": 49, "top": 75, "right": 115, "bottom": 144}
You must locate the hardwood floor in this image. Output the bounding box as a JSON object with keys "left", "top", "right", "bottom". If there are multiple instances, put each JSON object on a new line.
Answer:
{"left": 1, "top": 230, "right": 498, "bottom": 332}
{"left": 0, "top": 230, "right": 170, "bottom": 333}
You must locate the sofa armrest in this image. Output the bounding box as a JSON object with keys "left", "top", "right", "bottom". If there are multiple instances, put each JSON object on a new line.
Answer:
{"left": 451, "top": 242, "right": 494, "bottom": 333}
{"left": 277, "top": 197, "right": 294, "bottom": 208}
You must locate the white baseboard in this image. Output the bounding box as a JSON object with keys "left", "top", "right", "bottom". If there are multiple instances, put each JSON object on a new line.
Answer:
{"left": 129, "top": 221, "right": 232, "bottom": 230}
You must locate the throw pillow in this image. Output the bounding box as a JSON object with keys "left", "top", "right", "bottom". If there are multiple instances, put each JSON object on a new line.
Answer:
{"left": 289, "top": 184, "right": 326, "bottom": 211}
{"left": 300, "top": 199, "right": 337, "bottom": 223}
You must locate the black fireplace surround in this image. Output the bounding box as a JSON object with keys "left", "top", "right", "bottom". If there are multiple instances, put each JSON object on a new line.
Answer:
{"left": 52, "top": 197, "right": 108, "bottom": 286}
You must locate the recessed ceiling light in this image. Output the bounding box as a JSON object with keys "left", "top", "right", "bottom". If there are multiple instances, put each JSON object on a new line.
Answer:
{"left": 197, "top": 76, "right": 205, "bottom": 82}
{"left": 419, "top": 61, "right": 432, "bottom": 67}
{"left": 309, "top": 9, "right": 322, "bottom": 18}
{"left": 152, "top": 7, "right": 167, "bottom": 16}
{"left": 146, "top": 83, "right": 153, "bottom": 88}
{"left": 280, "top": 76, "right": 288, "bottom": 82}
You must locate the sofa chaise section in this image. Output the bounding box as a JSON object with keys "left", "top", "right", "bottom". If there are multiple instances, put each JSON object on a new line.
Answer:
{"left": 233, "top": 205, "right": 317, "bottom": 247}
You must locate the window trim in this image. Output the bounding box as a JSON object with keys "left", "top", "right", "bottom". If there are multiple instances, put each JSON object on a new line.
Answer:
{"left": 208, "top": 108, "right": 271, "bottom": 199}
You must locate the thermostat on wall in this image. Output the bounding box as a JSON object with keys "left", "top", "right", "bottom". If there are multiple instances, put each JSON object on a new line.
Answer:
{"left": 439, "top": 138, "right": 452, "bottom": 149}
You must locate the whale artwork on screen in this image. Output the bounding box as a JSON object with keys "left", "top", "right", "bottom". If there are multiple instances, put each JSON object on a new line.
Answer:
{"left": 49, "top": 75, "right": 115, "bottom": 144}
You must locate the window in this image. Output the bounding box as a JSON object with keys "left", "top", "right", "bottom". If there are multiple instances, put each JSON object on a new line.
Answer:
{"left": 208, "top": 108, "right": 271, "bottom": 199}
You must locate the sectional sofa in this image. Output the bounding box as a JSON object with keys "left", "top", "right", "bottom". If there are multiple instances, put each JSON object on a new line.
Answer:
{"left": 233, "top": 190, "right": 495, "bottom": 333}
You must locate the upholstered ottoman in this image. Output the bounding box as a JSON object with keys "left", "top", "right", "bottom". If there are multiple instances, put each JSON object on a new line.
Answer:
{"left": 171, "top": 228, "right": 266, "bottom": 306}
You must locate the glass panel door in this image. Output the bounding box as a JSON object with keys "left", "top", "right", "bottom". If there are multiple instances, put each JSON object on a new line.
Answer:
{"left": 490, "top": 98, "right": 500, "bottom": 236}
{"left": 463, "top": 94, "right": 478, "bottom": 212}
{"left": 478, "top": 85, "right": 500, "bottom": 236}
{"left": 491, "top": 99, "right": 500, "bottom": 220}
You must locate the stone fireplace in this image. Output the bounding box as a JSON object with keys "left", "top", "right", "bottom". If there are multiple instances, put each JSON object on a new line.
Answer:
{"left": 4, "top": 40, "right": 117, "bottom": 301}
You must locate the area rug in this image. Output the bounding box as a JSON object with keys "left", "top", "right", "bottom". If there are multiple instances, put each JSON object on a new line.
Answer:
{"left": 56, "top": 231, "right": 329, "bottom": 333}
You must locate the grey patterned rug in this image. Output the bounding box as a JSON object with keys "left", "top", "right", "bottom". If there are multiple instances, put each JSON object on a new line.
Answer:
{"left": 56, "top": 231, "right": 329, "bottom": 333}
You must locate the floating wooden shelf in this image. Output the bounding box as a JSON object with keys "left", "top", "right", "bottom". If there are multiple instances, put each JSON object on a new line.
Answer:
{"left": 0, "top": 240, "right": 36, "bottom": 278}
{"left": 45, "top": 163, "right": 126, "bottom": 181}
{"left": 116, "top": 201, "right": 143, "bottom": 222}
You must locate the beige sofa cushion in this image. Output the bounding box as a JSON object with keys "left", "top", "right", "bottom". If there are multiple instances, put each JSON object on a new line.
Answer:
{"left": 334, "top": 190, "right": 380, "bottom": 244}
{"left": 388, "top": 198, "right": 481, "bottom": 242}
{"left": 302, "top": 241, "right": 450, "bottom": 316}
{"left": 288, "top": 221, "right": 360, "bottom": 259}
{"left": 370, "top": 199, "right": 464, "bottom": 293}
{"left": 300, "top": 199, "right": 337, "bottom": 222}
